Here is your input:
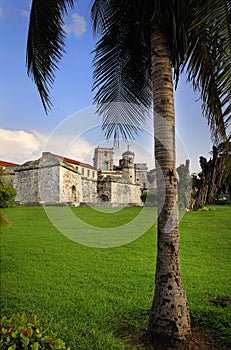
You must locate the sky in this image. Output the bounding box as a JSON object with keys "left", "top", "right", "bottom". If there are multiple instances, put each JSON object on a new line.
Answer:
{"left": 0, "top": 0, "right": 214, "bottom": 173}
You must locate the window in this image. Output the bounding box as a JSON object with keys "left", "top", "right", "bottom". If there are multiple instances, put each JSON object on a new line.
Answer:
{"left": 103, "top": 161, "right": 108, "bottom": 170}
{"left": 92, "top": 171, "right": 95, "bottom": 178}
{"left": 87, "top": 169, "right": 90, "bottom": 177}
{"left": 82, "top": 168, "right": 84, "bottom": 175}
{"left": 104, "top": 151, "right": 107, "bottom": 156}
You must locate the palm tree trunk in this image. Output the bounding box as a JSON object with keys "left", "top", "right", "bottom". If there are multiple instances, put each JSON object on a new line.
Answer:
{"left": 148, "top": 25, "right": 191, "bottom": 342}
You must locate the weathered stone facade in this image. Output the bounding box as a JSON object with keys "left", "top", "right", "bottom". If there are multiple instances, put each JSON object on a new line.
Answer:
{"left": 10, "top": 147, "right": 156, "bottom": 206}
{"left": 96, "top": 172, "right": 141, "bottom": 205}
{"left": 135, "top": 163, "right": 148, "bottom": 190}
{"left": 13, "top": 152, "right": 97, "bottom": 205}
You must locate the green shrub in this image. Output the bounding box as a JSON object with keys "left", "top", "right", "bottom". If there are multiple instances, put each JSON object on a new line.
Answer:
{"left": 0, "top": 167, "right": 17, "bottom": 208}
{"left": 0, "top": 313, "right": 70, "bottom": 350}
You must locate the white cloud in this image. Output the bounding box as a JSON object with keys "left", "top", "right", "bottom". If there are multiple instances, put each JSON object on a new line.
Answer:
{"left": 0, "top": 129, "right": 41, "bottom": 161}
{"left": 63, "top": 12, "right": 87, "bottom": 38}
{"left": 43, "top": 133, "right": 94, "bottom": 165}
{"left": 0, "top": 129, "right": 42, "bottom": 164}
{"left": 0, "top": 128, "right": 95, "bottom": 166}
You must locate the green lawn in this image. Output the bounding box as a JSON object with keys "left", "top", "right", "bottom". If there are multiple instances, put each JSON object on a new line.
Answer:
{"left": 0, "top": 206, "right": 230, "bottom": 349}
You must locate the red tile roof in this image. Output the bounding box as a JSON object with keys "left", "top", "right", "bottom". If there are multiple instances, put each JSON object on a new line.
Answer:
{"left": 55, "top": 155, "right": 96, "bottom": 171}
{"left": 0, "top": 160, "right": 20, "bottom": 167}
{"left": 0, "top": 155, "right": 96, "bottom": 171}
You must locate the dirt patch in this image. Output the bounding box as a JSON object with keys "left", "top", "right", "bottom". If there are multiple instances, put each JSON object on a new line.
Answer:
{"left": 127, "top": 328, "right": 226, "bottom": 349}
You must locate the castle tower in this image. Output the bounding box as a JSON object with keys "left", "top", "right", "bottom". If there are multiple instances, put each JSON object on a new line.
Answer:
{"left": 135, "top": 163, "right": 148, "bottom": 190}
{"left": 93, "top": 147, "right": 114, "bottom": 171}
{"left": 119, "top": 146, "right": 135, "bottom": 184}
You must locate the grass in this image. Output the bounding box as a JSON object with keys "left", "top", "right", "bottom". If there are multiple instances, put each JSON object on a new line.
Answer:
{"left": 0, "top": 205, "right": 230, "bottom": 349}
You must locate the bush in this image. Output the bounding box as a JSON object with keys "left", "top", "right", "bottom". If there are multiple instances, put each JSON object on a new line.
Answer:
{"left": 0, "top": 167, "right": 17, "bottom": 208}
{"left": 0, "top": 313, "right": 70, "bottom": 350}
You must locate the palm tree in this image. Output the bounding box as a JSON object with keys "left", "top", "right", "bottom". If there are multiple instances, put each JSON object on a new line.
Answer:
{"left": 26, "top": 0, "right": 231, "bottom": 344}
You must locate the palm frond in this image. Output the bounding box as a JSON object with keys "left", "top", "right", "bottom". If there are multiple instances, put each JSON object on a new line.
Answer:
{"left": 92, "top": 0, "right": 196, "bottom": 142}
{"left": 26, "top": 0, "right": 75, "bottom": 113}
{"left": 186, "top": 0, "right": 231, "bottom": 143}
{"left": 92, "top": 0, "right": 152, "bottom": 141}
{"left": 91, "top": 0, "right": 110, "bottom": 36}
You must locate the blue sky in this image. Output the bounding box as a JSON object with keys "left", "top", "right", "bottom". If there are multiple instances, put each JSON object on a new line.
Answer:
{"left": 0, "top": 0, "right": 213, "bottom": 172}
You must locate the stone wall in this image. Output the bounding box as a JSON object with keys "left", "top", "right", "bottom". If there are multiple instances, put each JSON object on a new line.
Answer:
{"left": 111, "top": 181, "right": 141, "bottom": 205}
{"left": 38, "top": 166, "right": 60, "bottom": 203}
{"left": 122, "top": 167, "right": 135, "bottom": 184}
{"left": 13, "top": 151, "right": 143, "bottom": 207}
{"left": 38, "top": 152, "right": 61, "bottom": 203}
{"left": 135, "top": 163, "right": 148, "bottom": 190}
{"left": 60, "top": 167, "right": 98, "bottom": 204}
{"left": 81, "top": 177, "right": 98, "bottom": 203}
{"left": 14, "top": 168, "right": 39, "bottom": 204}
{"left": 96, "top": 173, "right": 142, "bottom": 205}
{"left": 60, "top": 166, "right": 80, "bottom": 203}
{"left": 14, "top": 164, "right": 61, "bottom": 204}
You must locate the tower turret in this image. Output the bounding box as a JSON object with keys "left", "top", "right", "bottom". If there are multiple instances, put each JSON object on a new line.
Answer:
{"left": 93, "top": 147, "right": 114, "bottom": 171}
{"left": 119, "top": 146, "right": 135, "bottom": 184}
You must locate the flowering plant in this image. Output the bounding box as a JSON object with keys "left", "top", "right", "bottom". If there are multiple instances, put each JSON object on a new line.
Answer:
{"left": 0, "top": 313, "right": 70, "bottom": 349}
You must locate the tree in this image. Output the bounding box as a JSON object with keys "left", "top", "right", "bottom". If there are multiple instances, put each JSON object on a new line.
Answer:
{"left": 177, "top": 160, "right": 191, "bottom": 209}
{"left": 26, "top": 0, "right": 231, "bottom": 344}
{"left": 192, "top": 142, "right": 231, "bottom": 210}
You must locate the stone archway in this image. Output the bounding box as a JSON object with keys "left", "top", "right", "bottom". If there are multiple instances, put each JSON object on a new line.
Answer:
{"left": 101, "top": 194, "right": 109, "bottom": 202}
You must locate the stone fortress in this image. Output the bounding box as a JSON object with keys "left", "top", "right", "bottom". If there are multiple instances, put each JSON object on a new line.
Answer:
{"left": 3, "top": 147, "right": 157, "bottom": 206}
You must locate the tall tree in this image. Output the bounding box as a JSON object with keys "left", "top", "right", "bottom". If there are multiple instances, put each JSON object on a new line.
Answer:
{"left": 177, "top": 160, "right": 191, "bottom": 209}
{"left": 26, "top": 0, "right": 231, "bottom": 344}
{"left": 192, "top": 142, "right": 231, "bottom": 210}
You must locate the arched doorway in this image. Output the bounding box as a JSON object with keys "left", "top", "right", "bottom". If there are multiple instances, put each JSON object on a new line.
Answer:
{"left": 71, "top": 185, "right": 77, "bottom": 202}
{"left": 101, "top": 194, "right": 109, "bottom": 202}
